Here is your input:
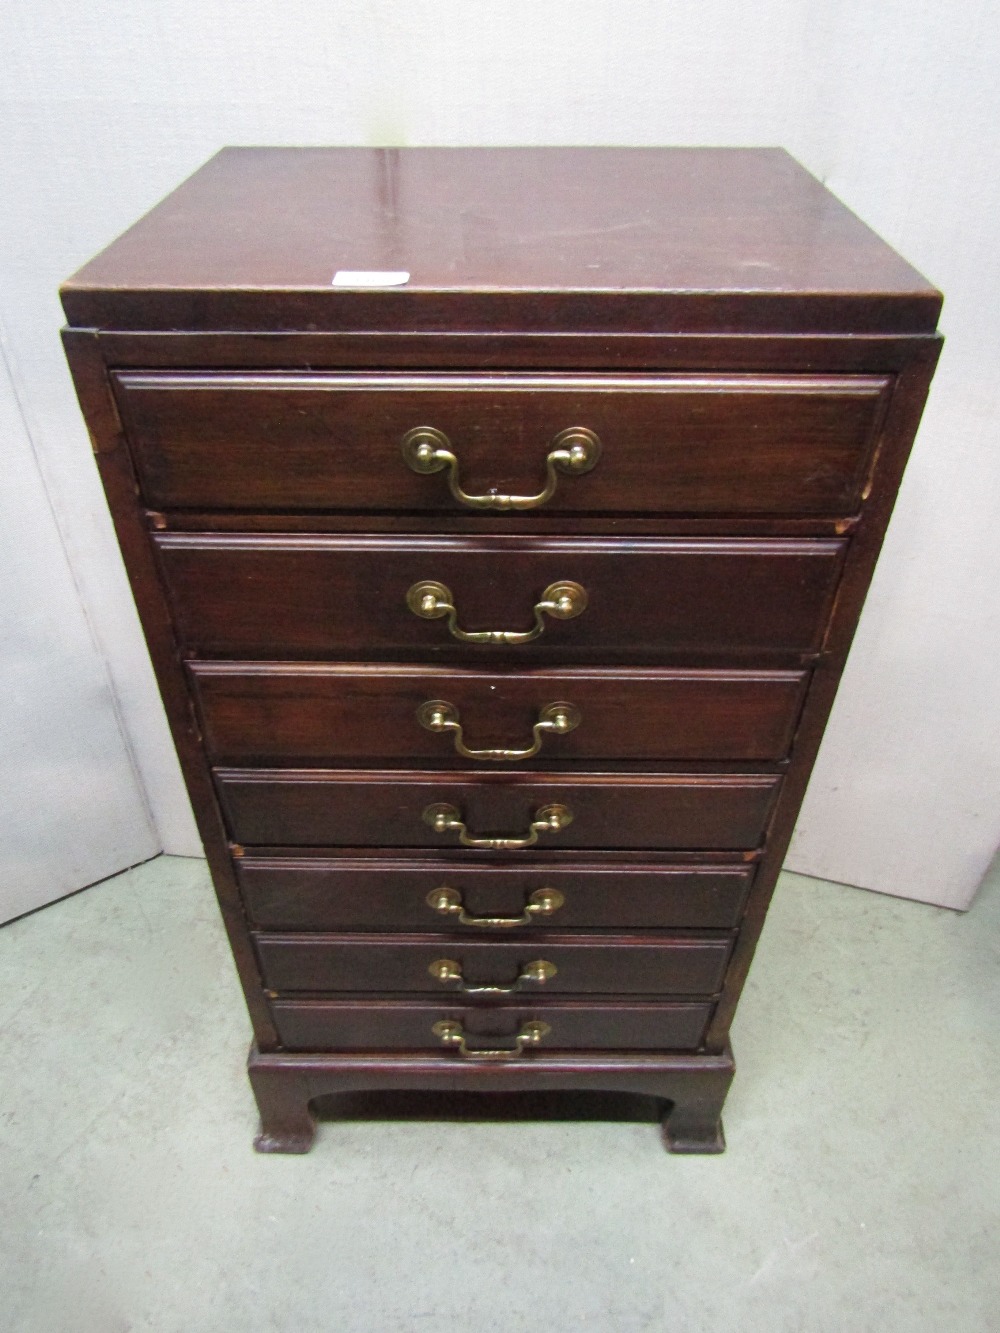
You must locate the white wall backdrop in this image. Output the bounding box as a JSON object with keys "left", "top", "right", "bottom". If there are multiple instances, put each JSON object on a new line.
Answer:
{"left": 2, "top": 0, "right": 997, "bottom": 907}
{"left": 0, "top": 328, "right": 160, "bottom": 922}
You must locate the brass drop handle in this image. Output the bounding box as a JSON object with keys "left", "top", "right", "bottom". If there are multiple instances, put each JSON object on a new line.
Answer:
{"left": 422, "top": 801, "right": 573, "bottom": 850}
{"left": 401, "top": 426, "right": 601, "bottom": 510}
{"left": 406, "top": 579, "right": 587, "bottom": 645}
{"left": 417, "top": 699, "right": 581, "bottom": 761}
{"left": 426, "top": 885, "right": 566, "bottom": 928}
{"left": 428, "top": 957, "right": 557, "bottom": 994}
{"left": 431, "top": 1019, "right": 551, "bottom": 1059}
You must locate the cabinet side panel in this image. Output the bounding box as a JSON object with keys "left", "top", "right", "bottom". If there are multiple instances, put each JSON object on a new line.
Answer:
{"left": 61, "top": 327, "right": 278, "bottom": 1048}
{"left": 704, "top": 336, "right": 943, "bottom": 1049}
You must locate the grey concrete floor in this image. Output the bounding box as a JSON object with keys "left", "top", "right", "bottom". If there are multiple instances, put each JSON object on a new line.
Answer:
{"left": 1, "top": 856, "right": 997, "bottom": 1333}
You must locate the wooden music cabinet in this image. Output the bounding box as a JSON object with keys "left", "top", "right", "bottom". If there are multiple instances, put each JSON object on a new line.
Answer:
{"left": 62, "top": 148, "right": 941, "bottom": 1153}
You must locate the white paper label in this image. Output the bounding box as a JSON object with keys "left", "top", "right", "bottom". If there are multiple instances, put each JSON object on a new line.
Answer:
{"left": 332, "top": 270, "right": 410, "bottom": 287}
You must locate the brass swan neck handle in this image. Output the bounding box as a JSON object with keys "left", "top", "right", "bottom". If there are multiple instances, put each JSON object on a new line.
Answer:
{"left": 406, "top": 580, "right": 587, "bottom": 646}
{"left": 422, "top": 801, "right": 573, "bottom": 850}
{"left": 426, "top": 886, "right": 566, "bottom": 928}
{"left": 428, "top": 957, "right": 557, "bottom": 994}
{"left": 402, "top": 426, "right": 601, "bottom": 510}
{"left": 431, "top": 1019, "right": 551, "bottom": 1059}
{"left": 417, "top": 699, "right": 580, "bottom": 761}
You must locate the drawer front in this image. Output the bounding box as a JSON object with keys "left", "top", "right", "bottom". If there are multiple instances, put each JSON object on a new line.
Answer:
{"left": 115, "top": 371, "right": 889, "bottom": 515}
{"left": 271, "top": 998, "right": 713, "bottom": 1052}
{"left": 156, "top": 535, "right": 846, "bottom": 658}
{"left": 236, "top": 856, "right": 754, "bottom": 931}
{"left": 255, "top": 931, "right": 732, "bottom": 996}
{"left": 191, "top": 663, "right": 808, "bottom": 764}
{"left": 216, "top": 769, "right": 781, "bottom": 850}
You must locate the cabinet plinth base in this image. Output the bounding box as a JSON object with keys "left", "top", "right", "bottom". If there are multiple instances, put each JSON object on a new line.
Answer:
{"left": 248, "top": 1041, "right": 735, "bottom": 1155}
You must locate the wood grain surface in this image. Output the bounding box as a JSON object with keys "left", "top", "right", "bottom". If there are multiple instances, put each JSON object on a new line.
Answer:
{"left": 235, "top": 855, "right": 755, "bottom": 932}
{"left": 189, "top": 662, "right": 809, "bottom": 764}
{"left": 255, "top": 931, "right": 732, "bottom": 996}
{"left": 270, "top": 997, "right": 715, "bottom": 1052}
{"left": 115, "top": 370, "right": 889, "bottom": 515}
{"left": 215, "top": 768, "right": 782, "bottom": 850}
{"left": 156, "top": 534, "right": 846, "bottom": 659}
{"left": 61, "top": 147, "right": 941, "bottom": 334}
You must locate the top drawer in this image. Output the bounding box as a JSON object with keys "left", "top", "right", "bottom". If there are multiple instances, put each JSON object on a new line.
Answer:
{"left": 113, "top": 372, "right": 891, "bottom": 516}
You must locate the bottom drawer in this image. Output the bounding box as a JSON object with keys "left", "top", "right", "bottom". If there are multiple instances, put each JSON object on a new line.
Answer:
{"left": 271, "top": 998, "right": 713, "bottom": 1052}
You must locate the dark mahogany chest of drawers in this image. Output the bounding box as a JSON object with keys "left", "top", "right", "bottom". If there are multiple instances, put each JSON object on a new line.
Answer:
{"left": 62, "top": 147, "right": 941, "bottom": 1153}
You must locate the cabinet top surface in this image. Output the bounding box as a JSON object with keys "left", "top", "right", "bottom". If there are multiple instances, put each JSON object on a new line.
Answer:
{"left": 62, "top": 147, "right": 941, "bottom": 335}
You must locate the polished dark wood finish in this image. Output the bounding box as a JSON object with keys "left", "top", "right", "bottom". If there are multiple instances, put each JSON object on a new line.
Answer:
{"left": 155, "top": 534, "right": 846, "bottom": 660}
{"left": 190, "top": 663, "right": 808, "bottom": 764}
{"left": 62, "top": 147, "right": 941, "bottom": 1155}
{"left": 114, "top": 371, "right": 890, "bottom": 515}
{"left": 255, "top": 931, "right": 732, "bottom": 995}
{"left": 62, "top": 148, "right": 940, "bottom": 335}
{"left": 248, "top": 1042, "right": 736, "bottom": 1152}
{"left": 216, "top": 768, "right": 782, "bottom": 850}
{"left": 59, "top": 327, "right": 283, "bottom": 1045}
{"left": 157, "top": 510, "right": 858, "bottom": 538}
{"left": 236, "top": 855, "right": 755, "bottom": 931}
{"left": 269, "top": 1000, "right": 716, "bottom": 1052}
{"left": 701, "top": 342, "right": 941, "bottom": 1052}
{"left": 95, "top": 329, "right": 942, "bottom": 376}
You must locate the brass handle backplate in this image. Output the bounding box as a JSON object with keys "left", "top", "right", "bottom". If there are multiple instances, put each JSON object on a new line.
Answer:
{"left": 401, "top": 426, "right": 601, "bottom": 510}
{"left": 428, "top": 957, "right": 557, "bottom": 994}
{"left": 431, "top": 1019, "right": 551, "bottom": 1059}
{"left": 422, "top": 802, "right": 573, "bottom": 850}
{"left": 417, "top": 699, "right": 581, "bottom": 761}
{"left": 406, "top": 579, "right": 587, "bottom": 645}
{"left": 426, "top": 885, "right": 566, "bottom": 928}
